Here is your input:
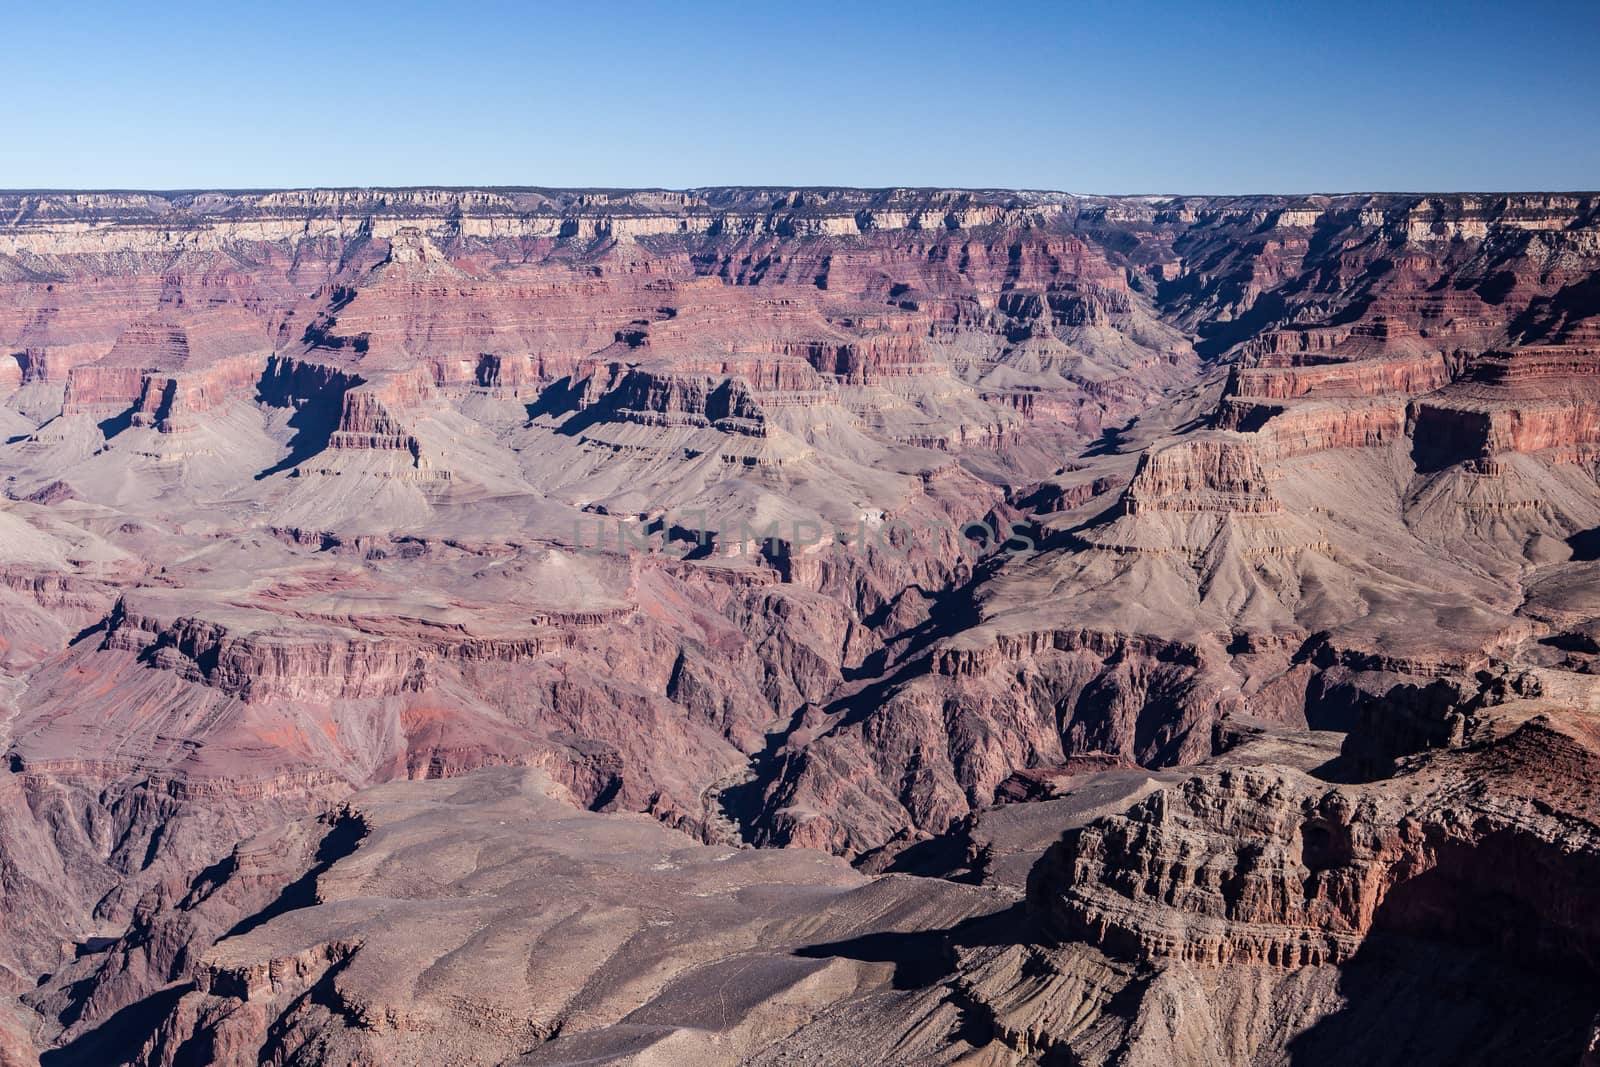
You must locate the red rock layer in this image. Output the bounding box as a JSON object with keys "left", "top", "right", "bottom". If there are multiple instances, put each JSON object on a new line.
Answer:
{"left": 129, "top": 354, "right": 269, "bottom": 432}
{"left": 61, "top": 365, "right": 152, "bottom": 414}
{"left": 1410, "top": 345, "right": 1600, "bottom": 466}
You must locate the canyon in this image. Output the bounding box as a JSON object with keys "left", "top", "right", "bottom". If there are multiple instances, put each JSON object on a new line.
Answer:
{"left": 0, "top": 186, "right": 1597, "bottom": 1064}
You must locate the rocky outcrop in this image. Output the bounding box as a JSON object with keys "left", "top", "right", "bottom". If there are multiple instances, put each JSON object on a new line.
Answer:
{"left": 102, "top": 597, "right": 436, "bottom": 703}
{"left": 472, "top": 352, "right": 540, "bottom": 394}
{"left": 61, "top": 364, "right": 152, "bottom": 414}
{"left": 1033, "top": 709, "right": 1600, "bottom": 974}
{"left": 1120, "top": 437, "right": 1280, "bottom": 515}
{"left": 575, "top": 364, "right": 782, "bottom": 434}
{"left": 129, "top": 354, "right": 268, "bottom": 432}
{"left": 788, "top": 332, "right": 933, "bottom": 383}
{"left": 1217, "top": 397, "right": 1408, "bottom": 456}
{"left": 254, "top": 355, "right": 363, "bottom": 410}
{"left": 326, "top": 370, "right": 435, "bottom": 456}
{"left": 1410, "top": 345, "right": 1600, "bottom": 468}
{"left": 1230, "top": 351, "right": 1451, "bottom": 401}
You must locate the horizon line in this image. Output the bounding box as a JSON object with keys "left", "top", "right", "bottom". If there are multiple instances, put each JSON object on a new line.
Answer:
{"left": 2, "top": 185, "right": 1598, "bottom": 199}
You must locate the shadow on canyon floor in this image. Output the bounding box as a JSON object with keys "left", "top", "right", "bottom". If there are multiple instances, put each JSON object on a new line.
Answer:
{"left": 795, "top": 903, "right": 1031, "bottom": 990}
{"left": 40, "top": 986, "right": 187, "bottom": 1067}
{"left": 1284, "top": 934, "right": 1598, "bottom": 1067}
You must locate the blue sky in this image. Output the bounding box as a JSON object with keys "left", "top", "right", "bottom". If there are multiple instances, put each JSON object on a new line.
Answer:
{"left": 4, "top": 0, "right": 1597, "bottom": 193}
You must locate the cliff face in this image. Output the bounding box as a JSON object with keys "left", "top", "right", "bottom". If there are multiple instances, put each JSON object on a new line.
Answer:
{"left": 1121, "top": 438, "right": 1282, "bottom": 515}
{"left": 965, "top": 696, "right": 1600, "bottom": 1066}
{"left": 2, "top": 186, "right": 1600, "bottom": 1064}
{"left": 128, "top": 355, "right": 268, "bottom": 433}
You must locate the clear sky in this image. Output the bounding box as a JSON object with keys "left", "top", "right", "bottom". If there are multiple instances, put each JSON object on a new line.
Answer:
{"left": 5, "top": 0, "right": 1597, "bottom": 194}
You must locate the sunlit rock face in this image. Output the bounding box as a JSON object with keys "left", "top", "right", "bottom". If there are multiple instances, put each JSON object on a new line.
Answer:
{"left": 2, "top": 187, "right": 1600, "bottom": 1065}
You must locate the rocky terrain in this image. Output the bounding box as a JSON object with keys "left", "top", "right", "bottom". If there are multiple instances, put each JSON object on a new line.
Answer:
{"left": 0, "top": 186, "right": 1598, "bottom": 1064}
